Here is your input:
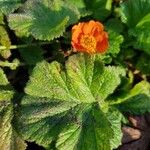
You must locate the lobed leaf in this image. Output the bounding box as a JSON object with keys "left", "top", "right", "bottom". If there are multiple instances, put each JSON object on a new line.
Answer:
{"left": 8, "top": 0, "right": 79, "bottom": 40}
{"left": 17, "top": 53, "right": 125, "bottom": 149}
{"left": 26, "top": 54, "right": 125, "bottom": 103}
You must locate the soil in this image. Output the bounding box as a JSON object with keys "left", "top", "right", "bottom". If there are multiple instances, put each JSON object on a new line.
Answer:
{"left": 119, "top": 115, "right": 150, "bottom": 150}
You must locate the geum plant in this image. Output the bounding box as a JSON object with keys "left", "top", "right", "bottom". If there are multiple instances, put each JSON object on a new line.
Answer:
{"left": 0, "top": 0, "right": 150, "bottom": 150}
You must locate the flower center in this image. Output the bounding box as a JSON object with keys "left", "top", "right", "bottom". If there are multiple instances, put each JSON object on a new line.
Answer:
{"left": 80, "top": 35, "right": 96, "bottom": 53}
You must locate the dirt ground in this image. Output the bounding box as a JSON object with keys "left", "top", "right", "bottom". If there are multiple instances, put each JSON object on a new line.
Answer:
{"left": 119, "top": 115, "right": 150, "bottom": 150}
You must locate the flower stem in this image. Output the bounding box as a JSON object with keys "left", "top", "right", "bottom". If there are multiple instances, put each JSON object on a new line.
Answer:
{"left": 0, "top": 41, "right": 50, "bottom": 50}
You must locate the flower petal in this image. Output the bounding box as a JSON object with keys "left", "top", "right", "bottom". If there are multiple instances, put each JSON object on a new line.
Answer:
{"left": 82, "top": 20, "right": 96, "bottom": 34}
{"left": 72, "top": 23, "right": 84, "bottom": 43}
{"left": 96, "top": 33, "right": 109, "bottom": 53}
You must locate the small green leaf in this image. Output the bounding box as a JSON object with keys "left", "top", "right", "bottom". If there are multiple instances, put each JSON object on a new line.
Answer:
{"left": 8, "top": 0, "right": 79, "bottom": 40}
{"left": 107, "top": 29, "right": 124, "bottom": 56}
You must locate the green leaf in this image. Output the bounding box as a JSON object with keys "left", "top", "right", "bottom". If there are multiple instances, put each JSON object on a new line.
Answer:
{"left": 84, "top": 0, "right": 112, "bottom": 20}
{"left": 113, "top": 81, "right": 150, "bottom": 114}
{"left": 0, "top": 102, "right": 26, "bottom": 150}
{"left": 129, "top": 24, "right": 150, "bottom": 54}
{"left": 8, "top": 14, "right": 32, "bottom": 37}
{"left": 121, "top": 0, "right": 150, "bottom": 27}
{"left": 0, "top": 68, "right": 26, "bottom": 150}
{"left": 8, "top": 0, "right": 79, "bottom": 40}
{"left": 0, "top": 0, "right": 22, "bottom": 15}
{"left": 0, "top": 68, "right": 9, "bottom": 85}
{"left": 26, "top": 54, "right": 125, "bottom": 102}
{"left": 107, "top": 29, "right": 124, "bottom": 56}
{"left": 106, "top": 108, "right": 123, "bottom": 149}
{"left": 17, "top": 54, "right": 125, "bottom": 149}
{"left": 105, "top": 19, "right": 124, "bottom": 56}
{"left": 56, "top": 107, "right": 122, "bottom": 150}
{"left": 120, "top": 0, "right": 150, "bottom": 54}
{"left": 19, "top": 46, "right": 43, "bottom": 65}
{"left": 0, "top": 68, "right": 14, "bottom": 100}
{"left": 17, "top": 96, "right": 123, "bottom": 150}
{"left": 67, "top": 0, "right": 91, "bottom": 17}
{"left": 136, "top": 54, "right": 150, "bottom": 75}
{"left": 0, "top": 13, "right": 4, "bottom": 24}
{"left": 0, "top": 25, "right": 11, "bottom": 58}
{"left": 106, "top": 18, "right": 124, "bottom": 33}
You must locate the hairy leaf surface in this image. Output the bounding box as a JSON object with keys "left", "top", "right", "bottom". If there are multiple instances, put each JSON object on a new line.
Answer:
{"left": 26, "top": 54, "right": 125, "bottom": 102}
{"left": 18, "top": 54, "right": 125, "bottom": 149}
{"left": 0, "top": 68, "right": 26, "bottom": 150}
{"left": 8, "top": 0, "right": 79, "bottom": 40}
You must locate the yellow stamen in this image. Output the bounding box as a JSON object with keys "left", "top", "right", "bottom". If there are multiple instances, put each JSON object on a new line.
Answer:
{"left": 80, "top": 35, "right": 96, "bottom": 53}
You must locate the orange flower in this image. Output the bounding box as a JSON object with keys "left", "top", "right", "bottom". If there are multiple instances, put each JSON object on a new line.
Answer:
{"left": 71, "top": 20, "right": 108, "bottom": 54}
